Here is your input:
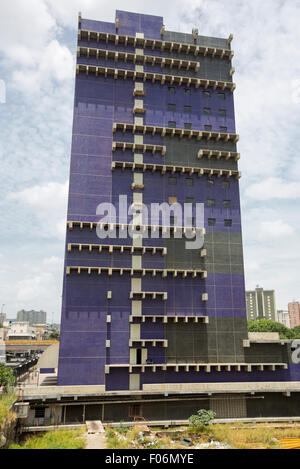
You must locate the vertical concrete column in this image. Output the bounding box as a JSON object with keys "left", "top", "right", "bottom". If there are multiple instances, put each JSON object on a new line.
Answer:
{"left": 129, "top": 32, "right": 146, "bottom": 390}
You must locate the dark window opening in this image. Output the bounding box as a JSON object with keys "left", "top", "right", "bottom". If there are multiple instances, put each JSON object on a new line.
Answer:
{"left": 184, "top": 105, "right": 192, "bottom": 113}
{"left": 129, "top": 405, "right": 142, "bottom": 418}
{"left": 184, "top": 88, "right": 191, "bottom": 95}
{"left": 220, "top": 126, "right": 228, "bottom": 132}
{"left": 168, "top": 103, "right": 176, "bottom": 111}
{"left": 223, "top": 200, "right": 231, "bottom": 208}
{"left": 207, "top": 178, "right": 214, "bottom": 186}
{"left": 185, "top": 178, "right": 194, "bottom": 187}
{"left": 208, "top": 218, "right": 216, "bottom": 227}
{"left": 203, "top": 107, "right": 211, "bottom": 115}
{"left": 168, "top": 87, "right": 176, "bottom": 94}
{"left": 207, "top": 199, "right": 215, "bottom": 207}
{"left": 184, "top": 122, "right": 192, "bottom": 130}
{"left": 218, "top": 92, "right": 226, "bottom": 99}
{"left": 168, "top": 121, "right": 176, "bottom": 128}
{"left": 222, "top": 181, "right": 230, "bottom": 189}
{"left": 136, "top": 349, "right": 142, "bottom": 365}
{"left": 224, "top": 219, "right": 232, "bottom": 227}
{"left": 218, "top": 109, "right": 227, "bottom": 117}
{"left": 168, "top": 177, "right": 177, "bottom": 185}
{"left": 35, "top": 408, "right": 46, "bottom": 419}
{"left": 203, "top": 90, "right": 211, "bottom": 98}
{"left": 204, "top": 125, "right": 212, "bottom": 131}
{"left": 186, "top": 197, "right": 194, "bottom": 204}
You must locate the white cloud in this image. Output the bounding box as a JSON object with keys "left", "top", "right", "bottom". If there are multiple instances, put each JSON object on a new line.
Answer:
{"left": 245, "top": 178, "right": 300, "bottom": 200}
{"left": 258, "top": 220, "right": 294, "bottom": 241}
{"left": 8, "top": 181, "right": 68, "bottom": 239}
{"left": 16, "top": 272, "right": 54, "bottom": 303}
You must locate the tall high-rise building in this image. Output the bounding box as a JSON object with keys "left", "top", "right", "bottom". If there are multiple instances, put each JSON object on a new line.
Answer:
{"left": 277, "top": 310, "right": 291, "bottom": 329}
{"left": 288, "top": 302, "right": 300, "bottom": 329}
{"left": 17, "top": 310, "right": 47, "bottom": 325}
{"left": 57, "top": 11, "right": 296, "bottom": 399}
{"left": 246, "top": 287, "right": 276, "bottom": 322}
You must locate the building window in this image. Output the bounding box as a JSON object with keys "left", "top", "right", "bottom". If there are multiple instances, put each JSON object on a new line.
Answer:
{"left": 207, "top": 178, "right": 214, "bottom": 187}
{"left": 203, "top": 90, "right": 211, "bottom": 98}
{"left": 184, "top": 122, "right": 192, "bottom": 130}
{"left": 204, "top": 125, "right": 212, "bottom": 131}
{"left": 35, "top": 408, "right": 46, "bottom": 419}
{"left": 168, "top": 121, "right": 176, "bottom": 128}
{"left": 185, "top": 178, "right": 194, "bottom": 187}
{"left": 203, "top": 107, "right": 211, "bottom": 115}
{"left": 218, "top": 109, "right": 227, "bottom": 117}
{"left": 168, "top": 103, "right": 176, "bottom": 111}
{"left": 186, "top": 197, "right": 194, "bottom": 204}
{"left": 184, "top": 105, "right": 192, "bottom": 113}
{"left": 224, "top": 219, "right": 232, "bottom": 227}
{"left": 218, "top": 92, "right": 226, "bottom": 100}
{"left": 184, "top": 88, "right": 191, "bottom": 96}
{"left": 129, "top": 405, "right": 142, "bottom": 418}
{"left": 168, "top": 87, "right": 176, "bottom": 94}
{"left": 208, "top": 218, "right": 216, "bottom": 226}
{"left": 168, "top": 177, "right": 177, "bottom": 185}
{"left": 207, "top": 199, "right": 215, "bottom": 207}
{"left": 223, "top": 200, "right": 231, "bottom": 208}
{"left": 222, "top": 181, "right": 230, "bottom": 189}
{"left": 220, "top": 126, "right": 228, "bottom": 132}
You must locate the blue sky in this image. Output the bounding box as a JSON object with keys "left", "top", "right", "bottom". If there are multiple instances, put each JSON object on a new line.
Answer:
{"left": 0, "top": 0, "right": 300, "bottom": 322}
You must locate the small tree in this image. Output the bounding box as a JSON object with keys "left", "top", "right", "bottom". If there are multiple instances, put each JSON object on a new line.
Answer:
{"left": 0, "top": 364, "right": 15, "bottom": 391}
{"left": 189, "top": 409, "right": 216, "bottom": 429}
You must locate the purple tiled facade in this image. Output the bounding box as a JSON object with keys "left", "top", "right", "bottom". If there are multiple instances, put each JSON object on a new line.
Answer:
{"left": 58, "top": 10, "right": 299, "bottom": 390}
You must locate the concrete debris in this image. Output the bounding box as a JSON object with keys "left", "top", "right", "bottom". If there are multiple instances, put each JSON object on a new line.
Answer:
{"left": 195, "top": 440, "right": 231, "bottom": 450}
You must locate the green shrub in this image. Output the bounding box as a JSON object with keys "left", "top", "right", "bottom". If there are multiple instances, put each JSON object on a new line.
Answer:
{"left": 189, "top": 409, "right": 216, "bottom": 429}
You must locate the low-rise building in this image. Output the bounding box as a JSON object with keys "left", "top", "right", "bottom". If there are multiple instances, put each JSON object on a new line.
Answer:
{"left": 6, "top": 322, "right": 36, "bottom": 341}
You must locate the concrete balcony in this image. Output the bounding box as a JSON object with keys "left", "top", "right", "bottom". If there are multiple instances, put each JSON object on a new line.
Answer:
{"left": 112, "top": 141, "right": 166, "bottom": 156}
{"left": 105, "top": 363, "right": 288, "bottom": 375}
{"left": 130, "top": 291, "right": 168, "bottom": 300}
{"left": 67, "top": 243, "right": 167, "bottom": 256}
{"left": 76, "top": 64, "right": 236, "bottom": 93}
{"left": 197, "top": 149, "right": 240, "bottom": 162}
{"left": 112, "top": 161, "right": 241, "bottom": 180}
{"left": 129, "top": 339, "right": 168, "bottom": 348}
{"left": 129, "top": 315, "right": 209, "bottom": 324}
{"left": 78, "top": 29, "right": 234, "bottom": 60}
{"left": 112, "top": 122, "right": 239, "bottom": 144}
{"left": 66, "top": 266, "right": 206, "bottom": 279}
{"left": 77, "top": 46, "right": 200, "bottom": 72}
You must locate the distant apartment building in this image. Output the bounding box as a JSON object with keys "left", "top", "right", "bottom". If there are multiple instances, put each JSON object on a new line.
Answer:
{"left": 17, "top": 310, "right": 47, "bottom": 325}
{"left": 6, "top": 322, "right": 36, "bottom": 341}
{"left": 277, "top": 310, "right": 291, "bottom": 329}
{"left": 246, "top": 287, "right": 276, "bottom": 321}
{"left": 288, "top": 302, "right": 300, "bottom": 329}
{"left": 0, "top": 313, "right": 5, "bottom": 325}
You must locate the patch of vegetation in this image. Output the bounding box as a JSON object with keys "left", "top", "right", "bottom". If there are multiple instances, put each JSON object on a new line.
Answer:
{"left": 0, "top": 364, "right": 15, "bottom": 390}
{"left": 248, "top": 319, "right": 300, "bottom": 340}
{"left": 9, "top": 429, "right": 86, "bottom": 450}
{"left": 189, "top": 409, "right": 216, "bottom": 430}
{"left": 0, "top": 393, "right": 17, "bottom": 428}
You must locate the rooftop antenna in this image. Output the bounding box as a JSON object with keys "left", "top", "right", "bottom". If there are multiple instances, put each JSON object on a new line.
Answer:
{"left": 78, "top": 12, "right": 82, "bottom": 26}
{"left": 192, "top": 28, "right": 199, "bottom": 42}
